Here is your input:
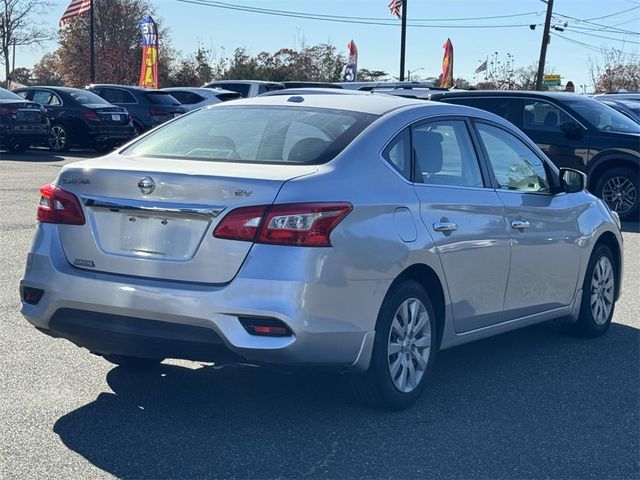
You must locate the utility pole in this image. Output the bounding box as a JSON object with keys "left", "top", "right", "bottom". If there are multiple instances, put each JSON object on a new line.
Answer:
{"left": 535, "top": 0, "right": 554, "bottom": 91}
{"left": 90, "top": 0, "right": 95, "bottom": 83}
{"left": 399, "top": 0, "right": 407, "bottom": 81}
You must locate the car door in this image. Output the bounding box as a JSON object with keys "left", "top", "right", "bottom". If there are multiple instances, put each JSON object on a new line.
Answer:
{"left": 520, "top": 98, "right": 589, "bottom": 171}
{"left": 474, "top": 121, "right": 582, "bottom": 319}
{"left": 408, "top": 118, "right": 512, "bottom": 333}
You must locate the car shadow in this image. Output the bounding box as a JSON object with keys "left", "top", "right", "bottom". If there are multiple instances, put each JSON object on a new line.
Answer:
{"left": 53, "top": 321, "right": 639, "bottom": 479}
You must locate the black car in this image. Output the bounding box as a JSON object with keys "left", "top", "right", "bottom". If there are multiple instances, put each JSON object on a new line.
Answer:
{"left": 0, "top": 87, "right": 49, "bottom": 153}
{"left": 88, "top": 84, "right": 186, "bottom": 133}
{"left": 596, "top": 98, "right": 640, "bottom": 124}
{"left": 14, "top": 86, "right": 136, "bottom": 152}
{"left": 428, "top": 91, "right": 640, "bottom": 220}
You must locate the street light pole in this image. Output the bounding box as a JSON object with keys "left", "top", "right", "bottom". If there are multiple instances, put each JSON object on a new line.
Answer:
{"left": 399, "top": 0, "right": 407, "bottom": 81}
{"left": 535, "top": 0, "right": 554, "bottom": 91}
{"left": 90, "top": 0, "right": 95, "bottom": 83}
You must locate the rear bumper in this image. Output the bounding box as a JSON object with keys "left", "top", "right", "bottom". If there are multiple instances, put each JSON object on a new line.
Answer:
{"left": 0, "top": 124, "right": 48, "bottom": 143}
{"left": 20, "top": 224, "right": 385, "bottom": 369}
{"left": 87, "top": 125, "right": 136, "bottom": 143}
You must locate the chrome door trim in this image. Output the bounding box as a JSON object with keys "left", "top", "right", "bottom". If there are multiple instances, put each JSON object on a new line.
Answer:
{"left": 82, "top": 195, "right": 226, "bottom": 218}
{"left": 433, "top": 222, "right": 459, "bottom": 232}
{"left": 511, "top": 219, "right": 530, "bottom": 230}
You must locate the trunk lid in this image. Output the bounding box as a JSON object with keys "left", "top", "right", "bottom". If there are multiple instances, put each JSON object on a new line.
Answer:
{"left": 55, "top": 156, "right": 317, "bottom": 283}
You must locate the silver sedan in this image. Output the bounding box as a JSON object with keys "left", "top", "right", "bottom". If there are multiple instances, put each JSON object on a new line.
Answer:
{"left": 20, "top": 94, "right": 623, "bottom": 409}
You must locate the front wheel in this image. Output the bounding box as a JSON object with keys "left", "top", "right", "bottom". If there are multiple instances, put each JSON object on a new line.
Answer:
{"left": 573, "top": 244, "right": 617, "bottom": 338}
{"left": 594, "top": 166, "right": 639, "bottom": 221}
{"left": 350, "top": 280, "right": 437, "bottom": 410}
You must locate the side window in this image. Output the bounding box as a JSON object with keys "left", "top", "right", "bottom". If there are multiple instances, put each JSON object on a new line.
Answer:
{"left": 32, "top": 91, "right": 52, "bottom": 105}
{"left": 168, "top": 91, "right": 188, "bottom": 103}
{"left": 15, "top": 90, "right": 29, "bottom": 99}
{"left": 100, "top": 88, "right": 136, "bottom": 104}
{"left": 523, "top": 100, "right": 571, "bottom": 132}
{"left": 476, "top": 123, "right": 550, "bottom": 193}
{"left": 412, "top": 120, "right": 484, "bottom": 187}
{"left": 382, "top": 128, "right": 411, "bottom": 180}
{"left": 49, "top": 94, "right": 62, "bottom": 106}
{"left": 446, "top": 98, "right": 521, "bottom": 126}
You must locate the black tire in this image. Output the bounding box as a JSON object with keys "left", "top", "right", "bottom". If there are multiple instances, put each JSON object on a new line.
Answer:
{"left": 573, "top": 244, "right": 617, "bottom": 338}
{"left": 7, "top": 142, "right": 29, "bottom": 152}
{"left": 48, "top": 124, "right": 70, "bottom": 152}
{"left": 594, "top": 166, "right": 639, "bottom": 221}
{"left": 350, "top": 280, "right": 438, "bottom": 410}
{"left": 102, "top": 354, "right": 164, "bottom": 368}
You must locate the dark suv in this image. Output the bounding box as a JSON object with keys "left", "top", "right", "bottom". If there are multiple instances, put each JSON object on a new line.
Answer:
{"left": 88, "top": 85, "right": 186, "bottom": 133}
{"left": 429, "top": 91, "right": 640, "bottom": 220}
{"left": 15, "top": 86, "right": 135, "bottom": 152}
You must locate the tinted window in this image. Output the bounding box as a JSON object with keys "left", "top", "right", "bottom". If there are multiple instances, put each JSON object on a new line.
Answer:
{"left": 99, "top": 88, "right": 137, "bottom": 104}
{"left": 14, "top": 90, "right": 29, "bottom": 99}
{"left": 566, "top": 98, "right": 640, "bottom": 134}
{"left": 145, "top": 92, "right": 180, "bottom": 105}
{"left": 213, "top": 83, "right": 251, "bottom": 97}
{"left": 123, "top": 106, "right": 377, "bottom": 164}
{"left": 167, "top": 91, "right": 204, "bottom": 104}
{"left": 69, "top": 90, "right": 109, "bottom": 105}
{"left": 446, "top": 97, "right": 521, "bottom": 126}
{"left": 476, "top": 123, "right": 550, "bottom": 193}
{"left": 412, "top": 120, "right": 484, "bottom": 187}
{"left": 523, "top": 100, "right": 572, "bottom": 132}
{"left": 382, "top": 128, "right": 411, "bottom": 180}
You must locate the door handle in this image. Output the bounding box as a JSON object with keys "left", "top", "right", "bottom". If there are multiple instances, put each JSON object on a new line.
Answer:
{"left": 511, "top": 219, "right": 530, "bottom": 230}
{"left": 433, "top": 222, "right": 458, "bottom": 232}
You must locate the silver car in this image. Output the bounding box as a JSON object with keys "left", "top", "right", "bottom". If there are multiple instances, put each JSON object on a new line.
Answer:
{"left": 161, "top": 87, "right": 242, "bottom": 111}
{"left": 20, "top": 94, "right": 623, "bottom": 409}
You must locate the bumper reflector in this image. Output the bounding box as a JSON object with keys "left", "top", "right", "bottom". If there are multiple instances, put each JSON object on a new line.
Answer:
{"left": 21, "top": 286, "right": 44, "bottom": 305}
{"left": 238, "top": 316, "right": 292, "bottom": 337}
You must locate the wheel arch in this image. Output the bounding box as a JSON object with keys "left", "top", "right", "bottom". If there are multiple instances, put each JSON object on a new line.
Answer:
{"left": 390, "top": 263, "right": 447, "bottom": 349}
{"left": 587, "top": 153, "right": 639, "bottom": 191}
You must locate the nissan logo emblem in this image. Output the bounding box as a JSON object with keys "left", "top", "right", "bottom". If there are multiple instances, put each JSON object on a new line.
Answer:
{"left": 138, "top": 176, "right": 155, "bottom": 195}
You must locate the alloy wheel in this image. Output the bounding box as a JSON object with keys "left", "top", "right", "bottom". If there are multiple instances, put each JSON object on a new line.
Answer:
{"left": 590, "top": 256, "right": 614, "bottom": 326}
{"left": 387, "top": 298, "right": 431, "bottom": 393}
{"left": 48, "top": 125, "right": 67, "bottom": 151}
{"left": 602, "top": 176, "right": 637, "bottom": 216}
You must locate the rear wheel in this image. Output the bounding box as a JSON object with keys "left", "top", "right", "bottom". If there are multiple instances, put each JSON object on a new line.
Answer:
{"left": 48, "top": 124, "right": 70, "bottom": 152}
{"left": 350, "top": 280, "right": 437, "bottom": 410}
{"left": 102, "top": 354, "right": 164, "bottom": 368}
{"left": 594, "top": 166, "right": 639, "bottom": 221}
{"left": 573, "top": 244, "right": 617, "bottom": 338}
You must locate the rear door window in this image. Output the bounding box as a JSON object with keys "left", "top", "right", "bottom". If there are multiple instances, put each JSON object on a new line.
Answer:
{"left": 382, "top": 128, "right": 412, "bottom": 180}
{"left": 31, "top": 90, "right": 61, "bottom": 106}
{"left": 446, "top": 97, "right": 522, "bottom": 127}
{"left": 99, "top": 88, "right": 137, "bottom": 104}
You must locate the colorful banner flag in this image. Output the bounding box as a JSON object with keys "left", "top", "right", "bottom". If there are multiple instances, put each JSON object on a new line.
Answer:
{"left": 60, "top": 0, "right": 91, "bottom": 27}
{"left": 388, "top": 0, "right": 403, "bottom": 19}
{"left": 138, "top": 16, "right": 159, "bottom": 89}
{"left": 343, "top": 40, "right": 358, "bottom": 82}
{"left": 441, "top": 38, "right": 454, "bottom": 89}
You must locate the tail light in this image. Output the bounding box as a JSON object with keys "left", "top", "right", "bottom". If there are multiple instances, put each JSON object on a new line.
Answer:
{"left": 149, "top": 107, "right": 167, "bottom": 116}
{"left": 238, "top": 316, "right": 292, "bottom": 337}
{"left": 82, "top": 109, "right": 100, "bottom": 122}
{"left": 213, "top": 203, "right": 352, "bottom": 247}
{"left": 37, "top": 183, "right": 85, "bottom": 225}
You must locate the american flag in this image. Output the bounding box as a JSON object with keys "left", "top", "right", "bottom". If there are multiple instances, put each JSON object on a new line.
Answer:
{"left": 388, "top": 0, "right": 403, "bottom": 19}
{"left": 59, "top": 0, "right": 91, "bottom": 27}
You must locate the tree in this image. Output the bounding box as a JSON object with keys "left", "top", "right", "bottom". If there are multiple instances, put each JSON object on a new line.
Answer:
{"left": 0, "top": 0, "right": 54, "bottom": 88}
{"left": 589, "top": 47, "right": 640, "bottom": 93}
{"left": 55, "top": 0, "right": 172, "bottom": 87}
{"left": 9, "top": 65, "right": 29, "bottom": 83}
{"left": 357, "top": 68, "right": 388, "bottom": 82}
{"left": 31, "top": 50, "right": 63, "bottom": 85}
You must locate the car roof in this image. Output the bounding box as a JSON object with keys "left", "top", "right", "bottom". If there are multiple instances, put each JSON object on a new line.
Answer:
{"left": 88, "top": 84, "right": 168, "bottom": 94}
{"left": 204, "top": 80, "right": 284, "bottom": 86}
{"left": 259, "top": 88, "right": 373, "bottom": 97}
{"left": 428, "top": 90, "right": 590, "bottom": 101}
{"left": 18, "top": 86, "right": 86, "bottom": 93}
{"left": 162, "top": 86, "right": 237, "bottom": 95}
{"left": 224, "top": 93, "right": 433, "bottom": 115}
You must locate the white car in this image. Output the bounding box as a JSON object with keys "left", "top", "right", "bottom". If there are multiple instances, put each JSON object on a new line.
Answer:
{"left": 161, "top": 87, "right": 241, "bottom": 111}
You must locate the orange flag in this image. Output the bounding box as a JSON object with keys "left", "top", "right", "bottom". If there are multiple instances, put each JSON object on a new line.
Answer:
{"left": 441, "top": 39, "right": 454, "bottom": 89}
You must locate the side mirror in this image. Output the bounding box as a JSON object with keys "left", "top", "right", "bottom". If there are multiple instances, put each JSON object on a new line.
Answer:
{"left": 559, "top": 121, "right": 584, "bottom": 139}
{"left": 560, "top": 168, "right": 587, "bottom": 193}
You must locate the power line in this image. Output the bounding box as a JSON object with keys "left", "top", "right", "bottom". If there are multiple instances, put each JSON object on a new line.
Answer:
{"left": 551, "top": 31, "right": 640, "bottom": 58}
{"left": 175, "top": 0, "right": 539, "bottom": 28}
{"left": 565, "top": 27, "right": 640, "bottom": 45}
{"left": 553, "top": 10, "right": 640, "bottom": 36}
{"left": 581, "top": 5, "right": 639, "bottom": 21}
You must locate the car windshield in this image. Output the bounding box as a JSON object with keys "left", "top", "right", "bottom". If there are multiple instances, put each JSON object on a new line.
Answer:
{"left": 70, "top": 90, "right": 110, "bottom": 105}
{"left": 122, "top": 105, "right": 378, "bottom": 164}
{"left": 0, "top": 87, "right": 23, "bottom": 100}
{"left": 567, "top": 98, "right": 640, "bottom": 134}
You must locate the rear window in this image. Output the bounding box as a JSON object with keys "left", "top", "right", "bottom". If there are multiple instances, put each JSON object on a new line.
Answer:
{"left": 122, "top": 105, "right": 378, "bottom": 164}
{"left": 145, "top": 92, "right": 181, "bottom": 105}
{"left": 211, "top": 83, "right": 251, "bottom": 98}
{"left": 70, "top": 90, "right": 110, "bottom": 105}
{"left": 0, "top": 88, "right": 23, "bottom": 100}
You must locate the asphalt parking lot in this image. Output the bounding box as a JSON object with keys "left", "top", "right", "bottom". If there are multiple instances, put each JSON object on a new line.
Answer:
{"left": 1, "top": 149, "right": 638, "bottom": 479}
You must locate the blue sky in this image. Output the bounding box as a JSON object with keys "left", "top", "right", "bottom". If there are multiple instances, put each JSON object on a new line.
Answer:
{"left": 8, "top": 0, "right": 640, "bottom": 90}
